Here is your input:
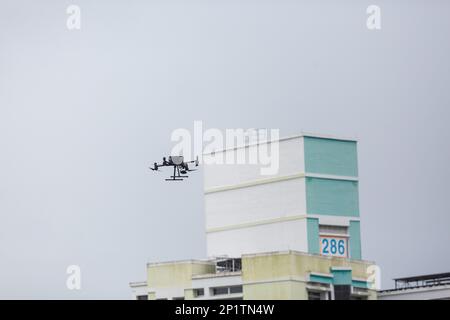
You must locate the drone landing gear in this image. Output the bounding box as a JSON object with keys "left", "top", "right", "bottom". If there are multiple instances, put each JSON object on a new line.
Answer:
{"left": 165, "top": 166, "right": 189, "bottom": 181}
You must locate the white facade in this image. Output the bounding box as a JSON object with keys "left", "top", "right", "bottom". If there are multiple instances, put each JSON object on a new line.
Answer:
{"left": 130, "top": 281, "right": 148, "bottom": 300}
{"left": 204, "top": 137, "right": 305, "bottom": 190}
{"left": 204, "top": 136, "right": 309, "bottom": 257}
{"left": 207, "top": 218, "right": 308, "bottom": 257}
{"left": 378, "top": 285, "right": 450, "bottom": 300}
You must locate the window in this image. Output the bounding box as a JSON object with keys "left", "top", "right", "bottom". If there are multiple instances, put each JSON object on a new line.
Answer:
{"left": 334, "top": 285, "right": 352, "bottom": 300}
{"left": 351, "top": 286, "right": 369, "bottom": 300}
{"left": 230, "top": 286, "right": 243, "bottom": 294}
{"left": 308, "top": 291, "right": 322, "bottom": 300}
{"left": 211, "top": 285, "right": 243, "bottom": 296}
{"left": 308, "top": 291, "right": 330, "bottom": 300}
{"left": 212, "top": 287, "right": 229, "bottom": 296}
{"left": 193, "top": 288, "right": 204, "bottom": 297}
{"left": 216, "top": 258, "right": 242, "bottom": 272}
{"left": 319, "top": 225, "right": 348, "bottom": 236}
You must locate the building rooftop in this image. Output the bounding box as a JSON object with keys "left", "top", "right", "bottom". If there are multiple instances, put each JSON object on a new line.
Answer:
{"left": 379, "top": 272, "right": 450, "bottom": 293}
{"left": 394, "top": 272, "right": 450, "bottom": 283}
{"left": 129, "top": 281, "right": 147, "bottom": 288}
{"left": 202, "top": 132, "right": 357, "bottom": 156}
{"left": 393, "top": 272, "right": 450, "bottom": 288}
{"left": 146, "top": 259, "right": 214, "bottom": 268}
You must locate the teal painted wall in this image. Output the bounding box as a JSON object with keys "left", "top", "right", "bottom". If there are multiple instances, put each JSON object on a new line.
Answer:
{"left": 307, "top": 218, "right": 320, "bottom": 254}
{"left": 352, "top": 279, "right": 368, "bottom": 289}
{"left": 310, "top": 274, "right": 333, "bottom": 284}
{"left": 306, "top": 177, "right": 359, "bottom": 217}
{"left": 310, "top": 271, "right": 368, "bottom": 289}
{"left": 304, "top": 137, "right": 358, "bottom": 177}
{"left": 349, "top": 221, "right": 362, "bottom": 260}
{"left": 331, "top": 269, "right": 352, "bottom": 285}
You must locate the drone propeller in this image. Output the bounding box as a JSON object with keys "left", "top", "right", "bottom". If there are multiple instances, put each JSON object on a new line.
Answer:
{"left": 150, "top": 168, "right": 163, "bottom": 175}
{"left": 149, "top": 162, "right": 159, "bottom": 171}
{"left": 185, "top": 158, "right": 199, "bottom": 171}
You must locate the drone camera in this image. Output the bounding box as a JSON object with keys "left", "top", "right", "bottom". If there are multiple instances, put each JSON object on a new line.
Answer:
{"left": 170, "top": 156, "right": 184, "bottom": 165}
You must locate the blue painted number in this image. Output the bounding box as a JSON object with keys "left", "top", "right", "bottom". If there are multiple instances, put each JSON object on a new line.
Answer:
{"left": 322, "top": 238, "right": 346, "bottom": 256}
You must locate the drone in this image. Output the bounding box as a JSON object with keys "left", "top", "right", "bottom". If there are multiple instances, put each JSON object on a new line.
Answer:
{"left": 150, "top": 156, "right": 199, "bottom": 181}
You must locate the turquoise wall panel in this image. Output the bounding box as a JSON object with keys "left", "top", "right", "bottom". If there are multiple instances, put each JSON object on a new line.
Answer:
{"left": 304, "top": 136, "right": 358, "bottom": 177}
{"left": 352, "top": 280, "right": 368, "bottom": 289}
{"left": 310, "top": 274, "right": 333, "bottom": 284}
{"left": 306, "top": 177, "right": 359, "bottom": 217}
{"left": 349, "top": 221, "right": 362, "bottom": 260}
{"left": 307, "top": 218, "right": 320, "bottom": 254}
{"left": 331, "top": 269, "right": 352, "bottom": 285}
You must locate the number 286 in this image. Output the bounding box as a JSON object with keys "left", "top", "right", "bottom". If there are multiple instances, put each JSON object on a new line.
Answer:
{"left": 321, "top": 238, "right": 346, "bottom": 256}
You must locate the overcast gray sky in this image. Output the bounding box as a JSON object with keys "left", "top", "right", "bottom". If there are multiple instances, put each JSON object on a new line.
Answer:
{"left": 1, "top": 0, "right": 449, "bottom": 299}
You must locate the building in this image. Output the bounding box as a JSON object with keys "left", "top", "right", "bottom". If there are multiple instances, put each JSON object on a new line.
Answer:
{"left": 129, "top": 281, "right": 148, "bottom": 300}
{"left": 378, "top": 273, "right": 450, "bottom": 300}
{"left": 204, "top": 133, "right": 362, "bottom": 259}
{"left": 130, "top": 133, "right": 377, "bottom": 300}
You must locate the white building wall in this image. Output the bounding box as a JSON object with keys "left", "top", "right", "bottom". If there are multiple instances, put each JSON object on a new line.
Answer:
{"left": 203, "top": 136, "right": 305, "bottom": 189}
{"left": 129, "top": 282, "right": 148, "bottom": 300}
{"left": 204, "top": 136, "right": 309, "bottom": 258}
{"left": 378, "top": 285, "right": 450, "bottom": 300}
{"left": 205, "top": 178, "right": 307, "bottom": 230}
{"left": 207, "top": 219, "right": 308, "bottom": 257}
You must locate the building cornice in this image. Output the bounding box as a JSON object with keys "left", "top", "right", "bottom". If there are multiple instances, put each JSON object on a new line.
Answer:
{"left": 205, "top": 172, "right": 358, "bottom": 194}
{"left": 202, "top": 132, "right": 357, "bottom": 156}
{"left": 206, "top": 214, "right": 360, "bottom": 234}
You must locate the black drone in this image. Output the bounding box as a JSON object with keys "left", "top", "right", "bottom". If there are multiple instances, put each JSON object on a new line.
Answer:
{"left": 150, "top": 156, "right": 199, "bottom": 181}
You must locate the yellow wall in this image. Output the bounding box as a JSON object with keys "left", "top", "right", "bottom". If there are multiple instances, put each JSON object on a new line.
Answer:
{"left": 184, "top": 288, "right": 194, "bottom": 300}
{"left": 244, "top": 281, "right": 308, "bottom": 300}
{"left": 146, "top": 252, "right": 377, "bottom": 300}
{"left": 148, "top": 261, "right": 215, "bottom": 288}
{"left": 147, "top": 261, "right": 215, "bottom": 300}
{"left": 242, "top": 251, "right": 375, "bottom": 300}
